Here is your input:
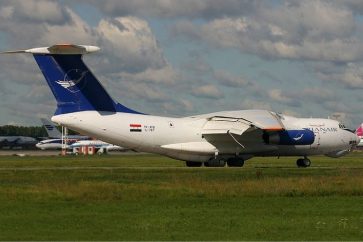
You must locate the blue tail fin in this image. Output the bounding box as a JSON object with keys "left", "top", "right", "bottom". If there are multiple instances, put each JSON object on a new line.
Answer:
{"left": 1, "top": 44, "right": 141, "bottom": 115}
{"left": 34, "top": 54, "right": 140, "bottom": 115}
{"left": 34, "top": 54, "right": 110, "bottom": 114}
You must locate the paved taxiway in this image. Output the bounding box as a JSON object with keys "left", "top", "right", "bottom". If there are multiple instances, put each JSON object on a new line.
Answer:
{"left": 0, "top": 150, "right": 60, "bottom": 156}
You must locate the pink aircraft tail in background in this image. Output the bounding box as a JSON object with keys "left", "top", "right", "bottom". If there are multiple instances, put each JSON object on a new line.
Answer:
{"left": 355, "top": 124, "right": 363, "bottom": 147}
{"left": 356, "top": 124, "right": 363, "bottom": 137}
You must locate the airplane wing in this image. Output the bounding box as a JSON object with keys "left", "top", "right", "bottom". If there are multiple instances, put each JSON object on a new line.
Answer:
{"left": 161, "top": 111, "right": 283, "bottom": 155}
{"left": 202, "top": 110, "right": 284, "bottom": 136}
{"left": 199, "top": 110, "right": 285, "bottom": 153}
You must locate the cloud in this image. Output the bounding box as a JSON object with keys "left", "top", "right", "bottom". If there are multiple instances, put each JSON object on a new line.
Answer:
{"left": 313, "top": 62, "right": 363, "bottom": 89}
{"left": 96, "top": 16, "right": 167, "bottom": 72}
{"left": 0, "top": 4, "right": 179, "bottom": 124}
{"left": 324, "top": 101, "right": 350, "bottom": 114}
{"left": 267, "top": 89, "right": 300, "bottom": 107}
{"left": 172, "top": 1, "right": 363, "bottom": 62}
{"left": 182, "top": 55, "right": 212, "bottom": 75}
{"left": 213, "top": 69, "right": 249, "bottom": 87}
{"left": 122, "top": 82, "right": 168, "bottom": 102}
{"left": 0, "top": 55, "right": 40, "bottom": 85}
{"left": 0, "top": 0, "right": 71, "bottom": 25}
{"left": 87, "top": 0, "right": 263, "bottom": 19}
{"left": 300, "top": 88, "right": 335, "bottom": 102}
{"left": 240, "top": 99, "right": 272, "bottom": 111}
{"left": 266, "top": 87, "right": 336, "bottom": 108}
{"left": 281, "top": 109, "right": 301, "bottom": 118}
{"left": 1, "top": 83, "right": 56, "bottom": 122}
{"left": 0, "top": 5, "right": 171, "bottom": 77}
{"left": 112, "top": 63, "right": 177, "bottom": 85}
{"left": 339, "top": 64, "right": 363, "bottom": 88}
{"left": 161, "top": 99, "right": 195, "bottom": 115}
{"left": 336, "top": 0, "right": 363, "bottom": 15}
{"left": 192, "top": 84, "right": 224, "bottom": 99}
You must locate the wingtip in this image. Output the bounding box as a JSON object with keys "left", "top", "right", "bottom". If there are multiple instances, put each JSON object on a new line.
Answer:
{"left": 0, "top": 50, "right": 27, "bottom": 54}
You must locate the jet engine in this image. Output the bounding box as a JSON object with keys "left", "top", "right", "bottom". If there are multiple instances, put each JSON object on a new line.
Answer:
{"left": 263, "top": 129, "right": 315, "bottom": 145}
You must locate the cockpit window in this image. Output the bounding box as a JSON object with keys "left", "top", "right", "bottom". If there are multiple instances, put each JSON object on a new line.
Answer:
{"left": 339, "top": 123, "right": 355, "bottom": 133}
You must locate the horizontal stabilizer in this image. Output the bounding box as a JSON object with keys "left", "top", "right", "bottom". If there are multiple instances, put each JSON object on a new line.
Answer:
{"left": 0, "top": 44, "right": 100, "bottom": 55}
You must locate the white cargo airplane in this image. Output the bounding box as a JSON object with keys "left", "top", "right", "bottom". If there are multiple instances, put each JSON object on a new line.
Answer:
{"left": 36, "top": 118, "right": 90, "bottom": 150}
{"left": 36, "top": 138, "right": 76, "bottom": 150}
{"left": 2, "top": 44, "right": 360, "bottom": 167}
{"left": 41, "top": 117, "right": 90, "bottom": 140}
{"left": 70, "top": 140, "right": 128, "bottom": 153}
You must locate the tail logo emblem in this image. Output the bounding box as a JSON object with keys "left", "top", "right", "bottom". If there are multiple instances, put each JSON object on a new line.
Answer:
{"left": 56, "top": 69, "right": 89, "bottom": 93}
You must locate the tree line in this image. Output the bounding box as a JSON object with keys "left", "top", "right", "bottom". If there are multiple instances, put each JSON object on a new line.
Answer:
{"left": 0, "top": 125, "right": 78, "bottom": 138}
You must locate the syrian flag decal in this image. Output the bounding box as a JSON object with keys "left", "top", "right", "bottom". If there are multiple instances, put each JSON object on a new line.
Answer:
{"left": 130, "top": 124, "right": 142, "bottom": 132}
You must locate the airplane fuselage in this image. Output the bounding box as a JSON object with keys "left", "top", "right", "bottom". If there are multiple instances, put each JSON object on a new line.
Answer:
{"left": 52, "top": 110, "right": 359, "bottom": 162}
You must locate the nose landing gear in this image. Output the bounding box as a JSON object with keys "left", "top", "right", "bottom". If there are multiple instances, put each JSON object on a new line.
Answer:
{"left": 296, "top": 156, "right": 311, "bottom": 168}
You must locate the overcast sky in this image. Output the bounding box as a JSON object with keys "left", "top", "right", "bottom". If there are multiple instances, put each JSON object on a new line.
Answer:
{"left": 0, "top": 0, "right": 363, "bottom": 128}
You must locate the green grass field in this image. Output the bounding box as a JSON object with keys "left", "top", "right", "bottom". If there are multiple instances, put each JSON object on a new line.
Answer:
{"left": 0, "top": 152, "right": 363, "bottom": 240}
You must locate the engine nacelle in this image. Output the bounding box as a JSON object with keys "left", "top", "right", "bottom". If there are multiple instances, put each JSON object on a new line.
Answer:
{"left": 263, "top": 129, "right": 315, "bottom": 145}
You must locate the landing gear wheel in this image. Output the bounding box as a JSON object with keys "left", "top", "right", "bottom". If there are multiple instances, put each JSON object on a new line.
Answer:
{"left": 227, "top": 158, "right": 244, "bottom": 167}
{"left": 296, "top": 158, "right": 303, "bottom": 167}
{"left": 296, "top": 158, "right": 311, "bottom": 168}
{"left": 204, "top": 158, "right": 226, "bottom": 167}
{"left": 185, "top": 161, "right": 203, "bottom": 167}
{"left": 303, "top": 158, "right": 311, "bottom": 167}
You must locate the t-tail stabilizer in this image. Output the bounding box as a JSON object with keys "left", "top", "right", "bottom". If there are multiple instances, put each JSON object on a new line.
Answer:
{"left": 1, "top": 44, "right": 141, "bottom": 115}
{"left": 40, "top": 118, "right": 61, "bottom": 138}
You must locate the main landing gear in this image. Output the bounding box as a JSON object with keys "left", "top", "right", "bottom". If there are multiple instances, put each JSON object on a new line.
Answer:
{"left": 296, "top": 156, "right": 311, "bottom": 168}
{"left": 226, "top": 157, "right": 244, "bottom": 167}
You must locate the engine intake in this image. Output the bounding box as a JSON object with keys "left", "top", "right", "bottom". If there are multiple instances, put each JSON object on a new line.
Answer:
{"left": 263, "top": 129, "right": 315, "bottom": 145}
